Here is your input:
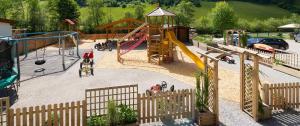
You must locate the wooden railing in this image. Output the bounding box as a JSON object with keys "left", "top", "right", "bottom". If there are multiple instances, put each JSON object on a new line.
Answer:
{"left": 275, "top": 53, "right": 300, "bottom": 69}
{"left": 5, "top": 100, "right": 87, "bottom": 126}
{"left": 263, "top": 82, "right": 300, "bottom": 110}
{"left": 137, "top": 89, "right": 195, "bottom": 124}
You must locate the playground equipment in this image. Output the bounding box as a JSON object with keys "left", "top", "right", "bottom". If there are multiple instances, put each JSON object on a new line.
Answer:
{"left": 1, "top": 31, "right": 80, "bottom": 81}
{"left": 94, "top": 40, "right": 113, "bottom": 51}
{"left": 117, "top": 7, "right": 205, "bottom": 70}
{"left": 0, "top": 38, "right": 20, "bottom": 91}
{"left": 146, "top": 81, "right": 174, "bottom": 96}
{"left": 79, "top": 51, "right": 94, "bottom": 77}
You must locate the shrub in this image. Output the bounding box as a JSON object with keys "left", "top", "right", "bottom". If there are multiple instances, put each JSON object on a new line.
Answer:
{"left": 87, "top": 115, "right": 107, "bottom": 126}
{"left": 107, "top": 100, "right": 119, "bottom": 126}
{"left": 118, "top": 104, "right": 137, "bottom": 124}
{"left": 195, "top": 71, "right": 209, "bottom": 112}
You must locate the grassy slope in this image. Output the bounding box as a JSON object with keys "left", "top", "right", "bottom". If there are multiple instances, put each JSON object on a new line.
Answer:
{"left": 80, "top": 4, "right": 156, "bottom": 22}
{"left": 193, "top": 1, "right": 291, "bottom": 20}
{"left": 79, "top": 1, "right": 292, "bottom": 23}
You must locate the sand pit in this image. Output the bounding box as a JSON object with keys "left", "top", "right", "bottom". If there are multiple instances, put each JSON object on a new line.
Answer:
{"left": 96, "top": 48, "right": 241, "bottom": 102}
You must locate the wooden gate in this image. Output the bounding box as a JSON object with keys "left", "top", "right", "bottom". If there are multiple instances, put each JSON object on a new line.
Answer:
{"left": 0, "top": 97, "right": 10, "bottom": 126}
{"left": 137, "top": 89, "right": 195, "bottom": 124}
{"left": 240, "top": 52, "right": 259, "bottom": 121}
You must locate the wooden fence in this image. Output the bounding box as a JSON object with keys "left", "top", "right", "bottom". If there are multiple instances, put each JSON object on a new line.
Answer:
{"left": 137, "top": 89, "right": 195, "bottom": 124}
{"left": 198, "top": 52, "right": 219, "bottom": 123}
{"left": 275, "top": 53, "right": 300, "bottom": 69}
{"left": 85, "top": 84, "right": 138, "bottom": 117}
{"left": 240, "top": 52, "right": 260, "bottom": 121}
{"left": 263, "top": 82, "right": 300, "bottom": 110}
{"left": 5, "top": 100, "right": 87, "bottom": 126}
{"left": 0, "top": 97, "right": 10, "bottom": 126}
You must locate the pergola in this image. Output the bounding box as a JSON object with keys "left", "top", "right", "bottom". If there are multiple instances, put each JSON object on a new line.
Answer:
{"left": 225, "top": 29, "right": 245, "bottom": 47}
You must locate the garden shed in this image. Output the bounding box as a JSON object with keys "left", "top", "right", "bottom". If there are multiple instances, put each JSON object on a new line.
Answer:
{"left": 0, "top": 18, "right": 14, "bottom": 37}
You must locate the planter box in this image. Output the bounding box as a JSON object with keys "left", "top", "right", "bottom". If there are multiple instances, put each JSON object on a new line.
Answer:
{"left": 196, "top": 111, "right": 216, "bottom": 126}
{"left": 121, "top": 122, "right": 139, "bottom": 126}
{"left": 258, "top": 105, "right": 272, "bottom": 120}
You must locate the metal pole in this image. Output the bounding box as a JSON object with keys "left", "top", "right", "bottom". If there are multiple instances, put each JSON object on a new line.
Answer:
{"left": 62, "top": 38, "right": 66, "bottom": 70}
{"left": 59, "top": 33, "right": 61, "bottom": 55}
{"left": 76, "top": 33, "right": 80, "bottom": 58}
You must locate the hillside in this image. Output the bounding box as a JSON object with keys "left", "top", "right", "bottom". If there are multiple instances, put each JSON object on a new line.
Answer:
{"left": 79, "top": 1, "right": 292, "bottom": 23}
{"left": 193, "top": 1, "right": 292, "bottom": 20}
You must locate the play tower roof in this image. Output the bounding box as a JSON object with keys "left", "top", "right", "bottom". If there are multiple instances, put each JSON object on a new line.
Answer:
{"left": 146, "top": 7, "right": 176, "bottom": 17}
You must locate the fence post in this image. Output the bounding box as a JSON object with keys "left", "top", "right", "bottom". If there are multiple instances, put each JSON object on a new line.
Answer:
{"left": 82, "top": 100, "right": 87, "bottom": 126}
{"left": 252, "top": 54, "right": 259, "bottom": 121}
{"left": 240, "top": 52, "right": 245, "bottom": 110}
{"left": 191, "top": 89, "right": 195, "bottom": 121}
{"left": 137, "top": 94, "right": 141, "bottom": 124}
{"left": 213, "top": 60, "right": 219, "bottom": 123}
{"left": 263, "top": 84, "right": 270, "bottom": 106}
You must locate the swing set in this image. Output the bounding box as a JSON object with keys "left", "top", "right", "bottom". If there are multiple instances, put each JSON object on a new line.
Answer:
{"left": 0, "top": 31, "right": 80, "bottom": 84}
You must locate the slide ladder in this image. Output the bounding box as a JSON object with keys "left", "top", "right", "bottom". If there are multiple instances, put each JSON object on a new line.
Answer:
{"left": 165, "top": 31, "right": 205, "bottom": 70}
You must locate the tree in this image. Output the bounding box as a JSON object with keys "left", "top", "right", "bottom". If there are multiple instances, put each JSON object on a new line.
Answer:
{"left": 135, "top": 5, "right": 144, "bottom": 20}
{"left": 211, "top": 2, "right": 236, "bottom": 33}
{"left": 0, "top": 0, "right": 12, "bottom": 18}
{"left": 87, "top": 0, "right": 105, "bottom": 26}
{"left": 56, "top": 0, "right": 80, "bottom": 21}
{"left": 173, "top": 0, "right": 195, "bottom": 26}
{"left": 124, "top": 12, "right": 134, "bottom": 18}
{"left": 27, "top": 0, "right": 45, "bottom": 31}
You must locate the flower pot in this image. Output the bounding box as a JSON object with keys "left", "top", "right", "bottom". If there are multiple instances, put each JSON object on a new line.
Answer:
{"left": 258, "top": 105, "right": 272, "bottom": 120}
{"left": 196, "top": 110, "right": 216, "bottom": 126}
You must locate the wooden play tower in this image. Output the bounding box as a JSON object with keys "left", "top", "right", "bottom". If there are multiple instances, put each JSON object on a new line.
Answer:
{"left": 117, "top": 7, "right": 177, "bottom": 65}
{"left": 146, "top": 7, "right": 176, "bottom": 65}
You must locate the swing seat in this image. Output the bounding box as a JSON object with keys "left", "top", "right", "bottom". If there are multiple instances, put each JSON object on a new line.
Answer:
{"left": 35, "top": 60, "right": 46, "bottom": 65}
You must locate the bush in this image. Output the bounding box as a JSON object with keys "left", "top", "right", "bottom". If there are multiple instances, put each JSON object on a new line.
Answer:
{"left": 87, "top": 116, "right": 107, "bottom": 126}
{"left": 118, "top": 104, "right": 137, "bottom": 124}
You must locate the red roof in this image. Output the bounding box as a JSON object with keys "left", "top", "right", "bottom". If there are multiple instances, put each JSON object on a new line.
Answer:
{"left": 64, "top": 19, "right": 76, "bottom": 25}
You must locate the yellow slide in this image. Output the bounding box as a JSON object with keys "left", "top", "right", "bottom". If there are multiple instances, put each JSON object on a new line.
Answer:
{"left": 166, "top": 31, "right": 205, "bottom": 70}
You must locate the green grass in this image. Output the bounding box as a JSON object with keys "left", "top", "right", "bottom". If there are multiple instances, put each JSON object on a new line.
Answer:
{"left": 194, "top": 35, "right": 213, "bottom": 44}
{"left": 80, "top": 4, "right": 156, "bottom": 23}
{"left": 193, "top": 1, "right": 291, "bottom": 20}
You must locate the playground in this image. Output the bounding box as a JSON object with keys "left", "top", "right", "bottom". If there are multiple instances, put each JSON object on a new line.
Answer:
{"left": 1, "top": 7, "right": 300, "bottom": 126}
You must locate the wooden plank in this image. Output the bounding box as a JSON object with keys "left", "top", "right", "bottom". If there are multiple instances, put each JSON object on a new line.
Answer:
{"left": 71, "top": 102, "right": 75, "bottom": 126}
{"left": 297, "top": 83, "right": 300, "bottom": 108}
{"left": 147, "top": 93, "right": 150, "bottom": 123}
{"left": 22, "top": 107, "right": 27, "bottom": 126}
{"left": 29, "top": 107, "right": 34, "bottom": 126}
{"left": 35, "top": 106, "right": 40, "bottom": 126}
{"left": 264, "top": 84, "right": 270, "bottom": 105}
{"left": 240, "top": 53, "right": 245, "bottom": 110}
{"left": 76, "top": 101, "right": 81, "bottom": 125}
{"left": 47, "top": 105, "right": 52, "bottom": 126}
{"left": 9, "top": 109, "right": 14, "bottom": 126}
{"left": 59, "top": 103, "right": 64, "bottom": 126}
{"left": 82, "top": 100, "right": 87, "bottom": 126}
{"left": 53, "top": 104, "right": 58, "bottom": 126}
{"left": 41, "top": 105, "right": 46, "bottom": 125}
{"left": 16, "top": 108, "right": 21, "bottom": 126}
{"left": 142, "top": 93, "right": 146, "bottom": 123}
{"left": 65, "top": 103, "right": 69, "bottom": 126}
{"left": 137, "top": 94, "right": 141, "bottom": 123}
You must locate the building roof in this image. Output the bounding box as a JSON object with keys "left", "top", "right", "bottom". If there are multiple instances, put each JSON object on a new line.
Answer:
{"left": 278, "top": 23, "right": 300, "bottom": 29}
{"left": 64, "top": 19, "right": 76, "bottom": 25}
{"left": 0, "top": 18, "right": 14, "bottom": 24}
{"left": 147, "top": 7, "right": 176, "bottom": 17}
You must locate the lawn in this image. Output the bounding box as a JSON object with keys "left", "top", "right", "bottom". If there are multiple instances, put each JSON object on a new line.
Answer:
{"left": 193, "top": 1, "right": 291, "bottom": 20}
